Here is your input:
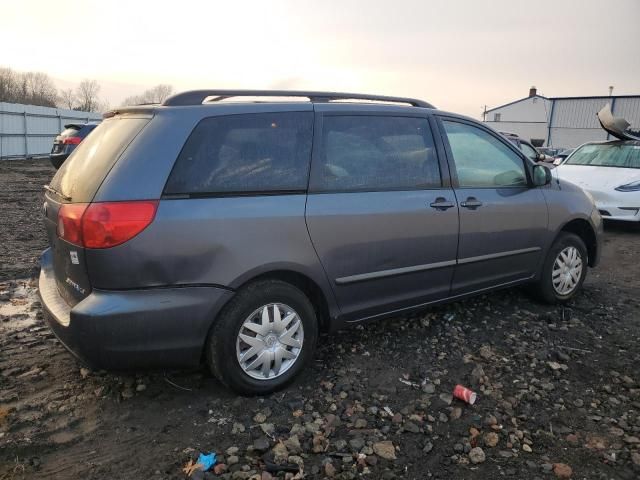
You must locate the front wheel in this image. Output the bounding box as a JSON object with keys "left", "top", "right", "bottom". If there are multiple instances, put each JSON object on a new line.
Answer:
{"left": 206, "top": 280, "right": 318, "bottom": 395}
{"left": 534, "top": 232, "right": 588, "bottom": 304}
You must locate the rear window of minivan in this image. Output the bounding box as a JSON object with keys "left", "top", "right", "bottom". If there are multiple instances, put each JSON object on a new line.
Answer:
{"left": 50, "top": 115, "right": 151, "bottom": 202}
{"left": 164, "top": 112, "right": 313, "bottom": 195}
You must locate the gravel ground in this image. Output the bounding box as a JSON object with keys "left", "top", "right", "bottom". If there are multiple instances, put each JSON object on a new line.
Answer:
{"left": 1, "top": 159, "right": 639, "bottom": 480}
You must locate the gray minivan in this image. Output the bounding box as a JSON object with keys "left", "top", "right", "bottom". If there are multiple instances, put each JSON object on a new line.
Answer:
{"left": 40, "top": 90, "right": 602, "bottom": 394}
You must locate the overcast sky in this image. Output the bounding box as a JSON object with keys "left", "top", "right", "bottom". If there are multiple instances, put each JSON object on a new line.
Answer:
{"left": 2, "top": 0, "right": 638, "bottom": 117}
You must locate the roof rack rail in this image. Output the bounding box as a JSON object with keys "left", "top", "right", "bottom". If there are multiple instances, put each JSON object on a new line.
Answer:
{"left": 161, "top": 89, "right": 435, "bottom": 108}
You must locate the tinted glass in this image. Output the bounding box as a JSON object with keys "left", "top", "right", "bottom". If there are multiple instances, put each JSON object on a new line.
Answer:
{"left": 311, "top": 116, "right": 440, "bottom": 191}
{"left": 520, "top": 142, "right": 539, "bottom": 160}
{"left": 77, "top": 124, "right": 99, "bottom": 138}
{"left": 165, "top": 112, "right": 313, "bottom": 194}
{"left": 443, "top": 121, "right": 527, "bottom": 187}
{"left": 50, "top": 115, "right": 151, "bottom": 202}
{"left": 565, "top": 143, "right": 640, "bottom": 169}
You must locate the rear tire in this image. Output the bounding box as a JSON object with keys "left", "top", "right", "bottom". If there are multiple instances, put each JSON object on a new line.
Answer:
{"left": 206, "top": 279, "right": 318, "bottom": 395}
{"left": 534, "top": 232, "right": 588, "bottom": 304}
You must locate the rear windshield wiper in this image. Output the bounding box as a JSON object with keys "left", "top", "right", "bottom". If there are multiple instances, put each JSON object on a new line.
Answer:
{"left": 43, "top": 184, "right": 72, "bottom": 202}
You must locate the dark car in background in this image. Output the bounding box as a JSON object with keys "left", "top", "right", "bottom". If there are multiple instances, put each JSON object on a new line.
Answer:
{"left": 49, "top": 122, "right": 100, "bottom": 169}
{"left": 39, "top": 90, "right": 602, "bottom": 395}
{"left": 499, "top": 131, "right": 553, "bottom": 164}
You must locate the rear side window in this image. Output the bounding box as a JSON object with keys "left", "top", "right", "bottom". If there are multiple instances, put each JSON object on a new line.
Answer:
{"left": 165, "top": 112, "right": 313, "bottom": 195}
{"left": 311, "top": 115, "right": 440, "bottom": 191}
{"left": 50, "top": 116, "right": 151, "bottom": 202}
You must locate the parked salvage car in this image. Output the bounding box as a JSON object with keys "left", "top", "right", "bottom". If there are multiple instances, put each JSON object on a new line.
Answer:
{"left": 556, "top": 141, "right": 640, "bottom": 221}
{"left": 538, "top": 147, "right": 562, "bottom": 158}
{"left": 553, "top": 148, "right": 574, "bottom": 165}
{"left": 39, "top": 90, "right": 602, "bottom": 395}
{"left": 49, "top": 122, "right": 100, "bottom": 169}
{"left": 500, "top": 132, "right": 552, "bottom": 164}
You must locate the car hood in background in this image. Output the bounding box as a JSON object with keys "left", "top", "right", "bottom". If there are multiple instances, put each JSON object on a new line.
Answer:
{"left": 556, "top": 164, "right": 640, "bottom": 190}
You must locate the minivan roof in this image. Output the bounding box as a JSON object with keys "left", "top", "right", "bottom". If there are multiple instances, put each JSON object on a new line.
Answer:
{"left": 160, "top": 89, "right": 435, "bottom": 109}
{"left": 104, "top": 91, "right": 490, "bottom": 126}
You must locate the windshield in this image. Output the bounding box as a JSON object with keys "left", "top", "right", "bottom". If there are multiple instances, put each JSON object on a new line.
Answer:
{"left": 565, "top": 143, "right": 640, "bottom": 169}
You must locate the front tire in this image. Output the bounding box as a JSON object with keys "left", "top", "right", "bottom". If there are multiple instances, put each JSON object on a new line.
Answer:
{"left": 206, "top": 280, "right": 318, "bottom": 395}
{"left": 534, "top": 232, "right": 588, "bottom": 304}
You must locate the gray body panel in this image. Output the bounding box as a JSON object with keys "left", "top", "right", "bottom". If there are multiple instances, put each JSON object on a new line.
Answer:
{"left": 40, "top": 248, "right": 234, "bottom": 368}
{"left": 86, "top": 195, "right": 339, "bottom": 318}
{"left": 39, "top": 98, "right": 603, "bottom": 371}
{"left": 306, "top": 190, "right": 459, "bottom": 321}
{"left": 450, "top": 186, "right": 548, "bottom": 293}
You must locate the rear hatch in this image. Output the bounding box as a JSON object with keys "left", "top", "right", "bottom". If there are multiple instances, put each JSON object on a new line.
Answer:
{"left": 51, "top": 124, "right": 82, "bottom": 154}
{"left": 43, "top": 115, "right": 152, "bottom": 306}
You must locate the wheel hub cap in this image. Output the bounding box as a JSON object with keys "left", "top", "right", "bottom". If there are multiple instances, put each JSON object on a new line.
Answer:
{"left": 552, "top": 246, "right": 583, "bottom": 295}
{"left": 236, "top": 303, "right": 304, "bottom": 381}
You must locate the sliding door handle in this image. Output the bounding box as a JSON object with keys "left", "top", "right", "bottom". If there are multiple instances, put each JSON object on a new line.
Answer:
{"left": 429, "top": 197, "right": 455, "bottom": 210}
{"left": 460, "top": 197, "right": 483, "bottom": 209}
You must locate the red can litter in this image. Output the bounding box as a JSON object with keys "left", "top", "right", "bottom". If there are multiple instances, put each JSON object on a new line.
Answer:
{"left": 453, "top": 384, "right": 477, "bottom": 405}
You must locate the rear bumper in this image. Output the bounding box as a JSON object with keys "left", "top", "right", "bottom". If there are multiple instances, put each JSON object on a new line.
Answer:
{"left": 38, "top": 248, "right": 234, "bottom": 369}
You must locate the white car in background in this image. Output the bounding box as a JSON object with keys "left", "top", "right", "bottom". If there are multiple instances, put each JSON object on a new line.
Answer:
{"left": 556, "top": 140, "right": 640, "bottom": 222}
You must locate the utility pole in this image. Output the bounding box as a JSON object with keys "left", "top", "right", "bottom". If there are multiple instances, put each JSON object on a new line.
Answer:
{"left": 609, "top": 85, "right": 614, "bottom": 97}
{"left": 482, "top": 105, "right": 487, "bottom": 122}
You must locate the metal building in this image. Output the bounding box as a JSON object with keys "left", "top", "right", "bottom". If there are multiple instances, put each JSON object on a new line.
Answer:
{"left": 483, "top": 87, "right": 640, "bottom": 149}
{"left": 0, "top": 102, "right": 101, "bottom": 159}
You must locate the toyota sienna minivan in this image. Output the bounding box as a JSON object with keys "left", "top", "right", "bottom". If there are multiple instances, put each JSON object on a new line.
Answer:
{"left": 40, "top": 90, "right": 602, "bottom": 394}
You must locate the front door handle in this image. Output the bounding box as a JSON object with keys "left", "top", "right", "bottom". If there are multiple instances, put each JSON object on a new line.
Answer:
{"left": 460, "top": 197, "right": 483, "bottom": 209}
{"left": 429, "top": 197, "right": 455, "bottom": 211}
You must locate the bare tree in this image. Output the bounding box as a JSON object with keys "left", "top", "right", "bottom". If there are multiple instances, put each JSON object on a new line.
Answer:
{"left": 59, "top": 88, "right": 76, "bottom": 110}
{"left": 1, "top": 67, "right": 104, "bottom": 111}
{"left": 75, "top": 79, "right": 101, "bottom": 112}
{"left": 0, "top": 67, "right": 19, "bottom": 103}
{"left": 122, "top": 84, "right": 173, "bottom": 106}
{"left": 149, "top": 84, "right": 173, "bottom": 103}
{"left": 22, "top": 72, "right": 58, "bottom": 107}
{"left": 0, "top": 67, "right": 57, "bottom": 107}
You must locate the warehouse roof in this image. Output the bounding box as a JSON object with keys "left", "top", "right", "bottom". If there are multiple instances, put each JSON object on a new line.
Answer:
{"left": 486, "top": 93, "right": 640, "bottom": 113}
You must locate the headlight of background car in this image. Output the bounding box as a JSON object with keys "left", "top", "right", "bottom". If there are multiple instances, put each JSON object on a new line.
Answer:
{"left": 615, "top": 180, "right": 640, "bottom": 192}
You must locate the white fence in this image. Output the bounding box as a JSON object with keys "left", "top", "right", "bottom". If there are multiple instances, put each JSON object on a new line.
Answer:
{"left": 0, "top": 102, "right": 102, "bottom": 159}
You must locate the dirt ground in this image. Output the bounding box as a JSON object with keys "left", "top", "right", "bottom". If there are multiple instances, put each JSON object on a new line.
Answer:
{"left": 0, "top": 159, "right": 639, "bottom": 480}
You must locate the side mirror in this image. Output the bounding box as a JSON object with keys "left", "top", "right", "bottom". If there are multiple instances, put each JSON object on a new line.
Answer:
{"left": 533, "top": 164, "right": 552, "bottom": 186}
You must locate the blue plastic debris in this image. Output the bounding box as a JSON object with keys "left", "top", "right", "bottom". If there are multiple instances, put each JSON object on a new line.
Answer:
{"left": 196, "top": 452, "right": 216, "bottom": 471}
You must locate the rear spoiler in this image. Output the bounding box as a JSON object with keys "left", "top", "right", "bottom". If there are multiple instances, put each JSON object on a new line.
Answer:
{"left": 103, "top": 106, "right": 157, "bottom": 119}
{"left": 597, "top": 103, "right": 640, "bottom": 141}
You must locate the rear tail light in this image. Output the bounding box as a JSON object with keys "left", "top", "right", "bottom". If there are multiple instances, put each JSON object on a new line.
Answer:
{"left": 57, "top": 201, "right": 158, "bottom": 249}
{"left": 58, "top": 204, "right": 88, "bottom": 246}
{"left": 62, "top": 136, "right": 82, "bottom": 145}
